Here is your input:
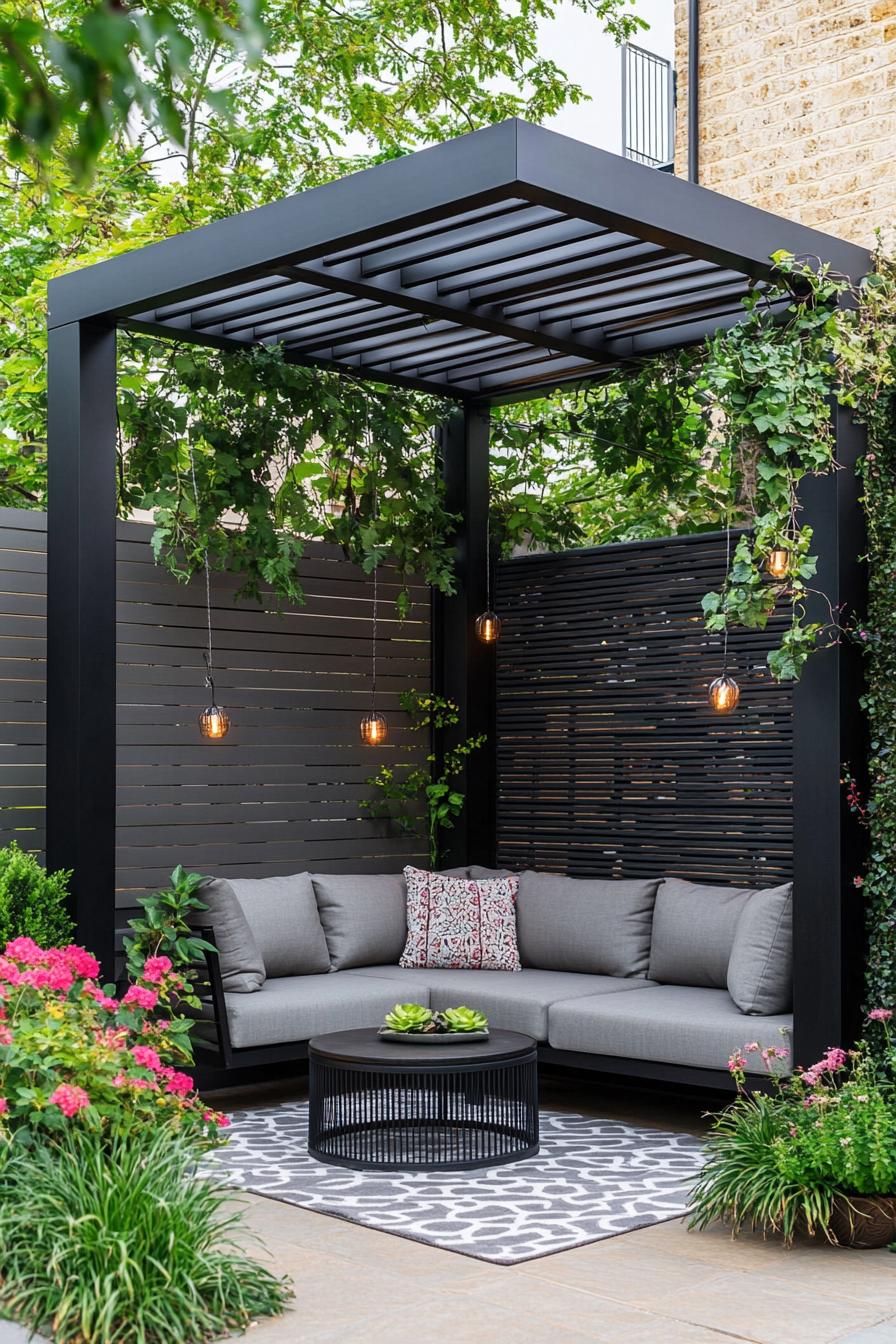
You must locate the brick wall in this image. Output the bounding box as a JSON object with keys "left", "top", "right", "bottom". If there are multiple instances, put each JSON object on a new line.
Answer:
{"left": 674, "top": 0, "right": 896, "bottom": 245}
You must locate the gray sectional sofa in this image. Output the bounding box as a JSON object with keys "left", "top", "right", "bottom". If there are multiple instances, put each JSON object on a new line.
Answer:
{"left": 194, "top": 866, "right": 794, "bottom": 1088}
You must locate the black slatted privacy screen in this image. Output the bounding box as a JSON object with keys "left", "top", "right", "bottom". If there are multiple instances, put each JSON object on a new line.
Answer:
{"left": 495, "top": 532, "right": 793, "bottom": 886}
{"left": 0, "top": 509, "right": 431, "bottom": 925}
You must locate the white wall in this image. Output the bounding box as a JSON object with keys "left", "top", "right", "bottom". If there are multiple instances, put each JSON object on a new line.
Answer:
{"left": 539, "top": 0, "right": 675, "bottom": 154}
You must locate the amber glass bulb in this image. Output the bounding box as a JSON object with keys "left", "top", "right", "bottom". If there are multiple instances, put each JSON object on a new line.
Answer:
{"left": 360, "top": 711, "right": 388, "bottom": 745}
{"left": 475, "top": 610, "right": 502, "bottom": 644}
{"left": 766, "top": 548, "right": 790, "bottom": 580}
{"left": 708, "top": 674, "right": 740, "bottom": 714}
{"left": 199, "top": 704, "right": 230, "bottom": 739}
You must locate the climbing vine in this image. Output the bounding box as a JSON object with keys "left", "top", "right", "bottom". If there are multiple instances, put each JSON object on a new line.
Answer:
{"left": 829, "top": 243, "right": 896, "bottom": 1014}
{"left": 119, "top": 339, "right": 456, "bottom": 616}
{"left": 698, "top": 256, "right": 846, "bottom": 681}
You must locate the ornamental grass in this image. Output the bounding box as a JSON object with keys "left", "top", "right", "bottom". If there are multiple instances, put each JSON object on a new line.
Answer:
{"left": 0, "top": 1125, "right": 291, "bottom": 1343}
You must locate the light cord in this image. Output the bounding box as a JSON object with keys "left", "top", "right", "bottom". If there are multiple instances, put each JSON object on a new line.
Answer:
{"left": 187, "top": 445, "right": 217, "bottom": 700}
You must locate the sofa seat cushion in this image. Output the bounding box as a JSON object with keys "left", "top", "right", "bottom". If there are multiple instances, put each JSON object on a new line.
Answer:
{"left": 220, "top": 972, "right": 427, "bottom": 1049}
{"left": 548, "top": 985, "right": 792, "bottom": 1074}
{"left": 347, "top": 966, "right": 655, "bottom": 1041}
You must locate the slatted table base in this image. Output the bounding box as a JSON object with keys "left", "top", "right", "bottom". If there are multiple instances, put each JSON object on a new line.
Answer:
{"left": 308, "top": 1050, "right": 539, "bottom": 1172}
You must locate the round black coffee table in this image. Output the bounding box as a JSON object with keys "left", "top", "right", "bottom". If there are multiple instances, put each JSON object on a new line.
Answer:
{"left": 307, "top": 1027, "right": 539, "bottom": 1172}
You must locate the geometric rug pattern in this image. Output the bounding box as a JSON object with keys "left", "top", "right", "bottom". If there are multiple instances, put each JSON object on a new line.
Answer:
{"left": 209, "top": 1103, "right": 705, "bottom": 1264}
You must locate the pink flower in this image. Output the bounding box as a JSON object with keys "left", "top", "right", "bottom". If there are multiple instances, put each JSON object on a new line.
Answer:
{"left": 142, "top": 955, "right": 172, "bottom": 984}
{"left": 788, "top": 1125, "right": 798, "bottom": 1137}
{"left": 5, "top": 936, "right": 44, "bottom": 965}
{"left": 868, "top": 1007, "right": 893, "bottom": 1023}
{"left": 62, "top": 946, "right": 101, "bottom": 979}
{"left": 728, "top": 1053, "right": 747, "bottom": 1073}
{"left": 121, "top": 985, "right": 158, "bottom": 1011}
{"left": 822, "top": 1047, "right": 848, "bottom": 1070}
{"left": 0, "top": 1098, "right": 8, "bottom": 1115}
{"left": 165, "top": 1071, "right": 194, "bottom": 1097}
{"left": 853, "top": 875, "right": 864, "bottom": 888}
{"left": 0, "top": 958, "right": 20, "bottom": 985}
{"left": 84, "top": 984, "right": 119, "bottom": 1011}
{"left": 203, "top": 1110, "right": 231, "bottom": 1128}
{"left": 48, "top": 1084, "right": 90, "bottom": 1117}
{"left": 0, "top": 1025, "right": 12, "bottom": 1046}
{"left": 131, "top": 1045, "right": 162, "bottom": 1072}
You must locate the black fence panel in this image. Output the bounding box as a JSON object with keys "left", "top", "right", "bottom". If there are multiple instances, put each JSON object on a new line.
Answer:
{"left": 0, "top": 508, "right": 431, "bottom": 925}
{"left": 495, "top": 532, "right": 793, "bottom": 887}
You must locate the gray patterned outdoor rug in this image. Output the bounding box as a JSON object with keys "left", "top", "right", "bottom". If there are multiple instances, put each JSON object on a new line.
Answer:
{"left": 209, "top": 1103, "right": 705, "bottom": 1264}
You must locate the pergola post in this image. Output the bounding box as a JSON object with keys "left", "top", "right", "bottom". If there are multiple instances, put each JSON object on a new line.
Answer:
{"left": 434, "top": 404, "right": 495, "bottom": 868}
{"left": 792, "top": 400, "right": 867, "bottom": 1068}
{"left": 46, "top": 321, "right": 118, "bottom": 974}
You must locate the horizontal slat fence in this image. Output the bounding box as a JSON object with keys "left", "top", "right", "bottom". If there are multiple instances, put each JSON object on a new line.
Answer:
{"left": 495, "top": 532, "right": 794, "bottom": 887}
{"left": 0, "top": 509, "right": 430, "bottom": 925}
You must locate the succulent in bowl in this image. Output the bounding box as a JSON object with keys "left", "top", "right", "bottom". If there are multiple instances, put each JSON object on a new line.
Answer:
{"left": 384, "top": 1003, "right": 433, "bottom": 1033}
{"left": 441, "top": 1006, "right": 489, "bottom": 1033}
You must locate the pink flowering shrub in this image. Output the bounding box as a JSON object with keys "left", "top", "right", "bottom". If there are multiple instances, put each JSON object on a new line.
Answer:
{"left": 0, "top": 937, "right": 228, "bottom": 1146}
{"left": 693, "top": 1012, "right": 896, "bottom": 1242}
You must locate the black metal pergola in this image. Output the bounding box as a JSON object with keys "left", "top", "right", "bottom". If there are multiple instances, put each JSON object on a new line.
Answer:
{"left": 46, "top": 119, "right": 870, "bottom": 1063}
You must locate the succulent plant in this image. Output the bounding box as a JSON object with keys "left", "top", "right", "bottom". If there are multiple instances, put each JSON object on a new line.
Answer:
{"left": 441, "top": 1006, "right": 489, "bottom": 1033}
{"left": 384, "top": 1003, "right": 433, "bottom": 1033}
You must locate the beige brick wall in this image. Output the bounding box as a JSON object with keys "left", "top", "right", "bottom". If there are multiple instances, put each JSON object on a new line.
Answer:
{"left": 674, "top": 0, "right": 896, "bottom": 245}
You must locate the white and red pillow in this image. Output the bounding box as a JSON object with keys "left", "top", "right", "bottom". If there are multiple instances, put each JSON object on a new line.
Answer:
{"left": 400, "top": 866, "right": 521, "bottom": 971}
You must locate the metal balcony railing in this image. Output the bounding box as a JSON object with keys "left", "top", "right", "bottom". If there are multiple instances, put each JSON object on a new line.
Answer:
{"left": 622, "top": 43, "right": 675, "bottom": 169}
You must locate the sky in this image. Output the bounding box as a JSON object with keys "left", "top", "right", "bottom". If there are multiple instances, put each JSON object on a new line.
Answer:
{"left": 539, "top": 0, "right": 675, "bottom": 154}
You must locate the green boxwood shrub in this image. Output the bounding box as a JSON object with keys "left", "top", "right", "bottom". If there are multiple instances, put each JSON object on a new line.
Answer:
{"left": 0, "top": 841, "right": 73, "bottom": 948}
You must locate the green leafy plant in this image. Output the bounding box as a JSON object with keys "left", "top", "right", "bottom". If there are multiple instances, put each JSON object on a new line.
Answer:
{"left": 383, "top": 1003, "right": 433, "bottom": 1033}
{"left": 0, "top": 841, "right": 73, "bottom": 948}
{"left": 361, "top": 691, "right": 485, "bottom": 867}
{"left": 440, "top": 1006, "right": 489, "bottom": 1033}
{"left": 0, "top": 1125, "right": 290, "bottom": 1343}
{"left": 0, "top": 936, "right": 229, "bottom": 1145}
{"left": 690, "top": 1014, "right": 896, "bottom": 1243}
{"left": 123, "top": 864, "right": 215, "bottom": 1025}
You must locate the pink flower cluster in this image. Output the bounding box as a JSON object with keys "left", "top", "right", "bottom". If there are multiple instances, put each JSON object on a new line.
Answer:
{"left": 0, "top": 941, "right": 101, "bottom": 993}
{"left": 801, "top": 1046, "right": 848, "bottom": 1088}
{"left": 49, "top": 1083, "right": 90, "bottom": 1117}
{"left": 0, "top": 935, "right": 231, "bottom": 1136}
{"left": 868, "top": 1007, "right": 893, "bottom": 1023}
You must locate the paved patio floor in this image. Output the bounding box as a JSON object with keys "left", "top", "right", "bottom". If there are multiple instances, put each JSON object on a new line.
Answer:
{"left": 209, "top": 1073, "right": 896, "bottom": 1344}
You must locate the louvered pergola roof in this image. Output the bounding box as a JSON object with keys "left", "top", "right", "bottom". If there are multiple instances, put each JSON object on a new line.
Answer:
{"left": 48, "top": 119, "right": 870, "bottom": 404}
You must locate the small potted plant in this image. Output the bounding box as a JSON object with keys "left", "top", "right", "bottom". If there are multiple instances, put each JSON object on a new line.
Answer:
{"left": 381, "top": 1003, "right": 489, "bottom": 1040}
{"left": 690, "top": 1010, "right": 896, "bottom": 1248}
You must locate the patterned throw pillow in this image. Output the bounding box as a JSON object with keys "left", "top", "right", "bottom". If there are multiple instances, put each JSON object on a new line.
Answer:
{"left": 400, "top": 866, "right": 521, "bottom": 971}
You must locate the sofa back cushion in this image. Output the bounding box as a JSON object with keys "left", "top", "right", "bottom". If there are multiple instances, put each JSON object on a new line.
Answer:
{"left": 516, "top": 872, "right": 659, "bottom": 977}
{"left": 226, "top": 873, "right": 331, "bottom": 978}
{"left": 196, "top": 878, "right": 266, "bottom": 992}
{"left": 311, "top": 873, "right": 408, "bottom": 970}
{"left": 648, "top": 878, "right": 763, "bottom": 989}
{"left": 727, "top": 882, "right": 793, "bottom": 1015}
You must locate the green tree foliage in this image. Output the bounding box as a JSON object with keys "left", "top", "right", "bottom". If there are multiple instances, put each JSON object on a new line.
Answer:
{"left": 0, "top": 0, "right": 647, "bottom": 567}
{"left": 0, "top": 0, "right": 268, "bottom": 182}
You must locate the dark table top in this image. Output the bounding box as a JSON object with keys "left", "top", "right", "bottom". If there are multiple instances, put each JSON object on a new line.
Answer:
{"left": 308, "top": 1026, "right": 536, "bottom": 1066}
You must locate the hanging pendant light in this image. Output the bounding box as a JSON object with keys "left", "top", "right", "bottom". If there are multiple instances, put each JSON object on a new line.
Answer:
{"left": 475, "top": 508, "right": 501, "bottom": 643}
{"left": 361, "top": 562, "right": 387, "bottom": 745}
{"left": 360, "top": 394, "right": 387, "bottom": 745}
{"left": 765, "top": 547, "right": 790, "bottom": 580}
{"left": 709, "top": 502, "right": 740, "bottom": 714}
{"left": 190, "top": 444, "right": 231, "bottom": 740}
{"left": 199, "top": 651, "right": 231, "bottom": 739}
{"left": 709, "top": 673, "right": 740, "bottom": 714}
